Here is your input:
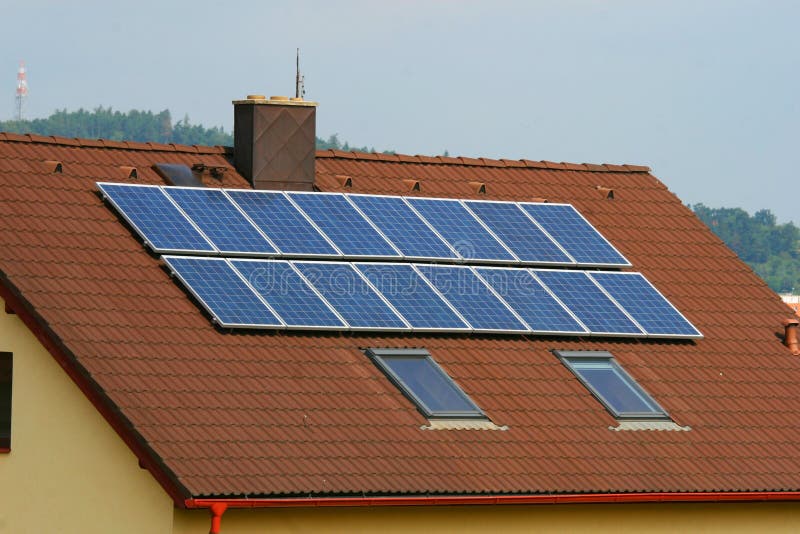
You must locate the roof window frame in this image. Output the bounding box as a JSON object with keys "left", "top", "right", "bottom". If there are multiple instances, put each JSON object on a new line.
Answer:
{"left": 366, "top": 348, "right": 486, "bottom": 420}
{"left": 555, "top": 350, "right": 669, "bottom": 421}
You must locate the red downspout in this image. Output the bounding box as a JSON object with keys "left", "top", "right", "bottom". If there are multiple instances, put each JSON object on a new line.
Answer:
{"left": 209, "top": 503, "right": 228, "bottom": 534}
{"left": 187, "top": 492, "right": 800, "bottom": 532}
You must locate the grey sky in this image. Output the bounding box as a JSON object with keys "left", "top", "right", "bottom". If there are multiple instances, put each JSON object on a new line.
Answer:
{"left": 2, "top": 1, "right": 798, "bottom": 223}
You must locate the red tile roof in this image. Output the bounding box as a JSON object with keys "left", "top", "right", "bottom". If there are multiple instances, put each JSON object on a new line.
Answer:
{"left": 1, "top": 134, "right": 799, "bottom": 503}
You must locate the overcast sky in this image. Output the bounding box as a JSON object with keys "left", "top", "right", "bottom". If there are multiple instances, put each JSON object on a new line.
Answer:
{"left": 2, "top": 1, "right": 798, "bottom": 223}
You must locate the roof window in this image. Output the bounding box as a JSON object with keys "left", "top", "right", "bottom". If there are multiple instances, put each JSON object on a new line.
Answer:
{"left": 366, "top": 348, "right": 485, "bottom": 419}
{"left": 555, "top": 350, "right": 668, "bottom": 420}
{"left": 152, "top": 163, "right": 204, "bottom": 187}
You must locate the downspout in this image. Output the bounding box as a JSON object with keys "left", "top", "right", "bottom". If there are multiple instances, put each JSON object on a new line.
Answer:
{"left": 208, "top": 503, "right": 228, "bottom": 534}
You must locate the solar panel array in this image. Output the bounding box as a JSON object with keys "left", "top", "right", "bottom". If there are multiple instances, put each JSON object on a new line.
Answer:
{"left": 98, "top": 183, "right": 631, "bottom": 267}
{"left": 99, "top": 182, "right": 701, "bottom": 339}
{"left": 162, "top": 257, "right": 701, "bottom": 338}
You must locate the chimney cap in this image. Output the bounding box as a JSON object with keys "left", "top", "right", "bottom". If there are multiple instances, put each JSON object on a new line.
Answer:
{"left": 233, "top": 95, "right": 318, "bottom": 107}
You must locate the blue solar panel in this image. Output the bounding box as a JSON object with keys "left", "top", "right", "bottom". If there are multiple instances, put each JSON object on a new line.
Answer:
{"left": 348, "top": 195, "right": 457, "bottom": 260}
{"left": 407, "top": 198, "right": 517, "bottom": 262}
{"left": 356, "top": 263, "right": 469, "bottom": 331}
{"left": 230, "top": 260, "right": 346, "bottom": 329}
{"left": 163, "top": 256, "right": 282, "bottom": 327}
{"left": 416, "top": 265, "right": 528, "bottom": 332}
{"left": 464, "top": 201, "right": 573, "bottom": 264}
{"left": 163, "top": 188, "right": 276, "bottom": 255}
{"left": 475, "top": 267, "right": 587, "bottom": 334}
{"left": 520, "top": 203, "right": 629, "bottom": 266}
{"left": 98, "top": 183, "right": 215, "bottom": 253}
{"left": 292, "top": 262, "right": 408, "bottom": 330}
{"left": 533, "top": 270, "right": 642, "bottom": 335}
{"left": 227, "top": 190, "right": 340, "bottom": 256}
{"left": 288, "top": 193, "right": 400, "bottom": 258}
{"left": 589, "top": 272, "right": 701, "bottom": 338}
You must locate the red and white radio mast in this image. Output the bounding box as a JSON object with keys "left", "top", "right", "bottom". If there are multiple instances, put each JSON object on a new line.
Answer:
{"left": 15, "top": 61, "right": 28, "bottom": 121}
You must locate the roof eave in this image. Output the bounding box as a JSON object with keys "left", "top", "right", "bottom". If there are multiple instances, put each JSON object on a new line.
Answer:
{"left": 0, "top": 274, "right": 191, "bottom": 507}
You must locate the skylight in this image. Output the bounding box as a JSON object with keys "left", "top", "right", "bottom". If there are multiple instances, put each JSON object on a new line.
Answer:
{"left": 555, "top": 350, "right": 668, "bottom": 420}
{"left": 366, "top": 348, "right": 485, "bottom": 419}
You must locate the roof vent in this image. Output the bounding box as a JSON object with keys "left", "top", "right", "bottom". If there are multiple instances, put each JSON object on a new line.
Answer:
{"left": 192, "top": 163, "right": 228, "bottom": 180}
{"left": 336, "top": 175, "right": 352, "bottom": 188}
{"left": 530, "top": 197, "right": 548, "bottom": 203}
{"left": 403, "top": 179, "right": 421, "bottom": 192}
{"left": 119, "top": 166, "right": 138, "bottom": 179}
{"left": 783, "top": 318, "right": 800, "bottom": 355}
{"left": 43, "top": 160, "right": 62, "bottom": 174}
{"left": 469, "top": 181, "right": 486, "bottom": 194}
{"left": 152, "top": 163, "right": 204, "bottom": 187}
{"left": 597, "top": 186, "right": 615, "bottom": 199}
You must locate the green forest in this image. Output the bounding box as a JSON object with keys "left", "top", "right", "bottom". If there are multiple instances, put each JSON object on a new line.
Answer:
{"left": 1, "top": 108, "right": 798, "bottom": 293}
{"left": 0, "top": 107, "right": 381, "bottom": 152}
{"left": 691, "top": 204, "right": 800, "bottom": 293}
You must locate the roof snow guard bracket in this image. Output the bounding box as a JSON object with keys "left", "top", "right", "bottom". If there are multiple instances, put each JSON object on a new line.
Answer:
{"left": 609, "top": 421, "right": 691, "bottom": 432}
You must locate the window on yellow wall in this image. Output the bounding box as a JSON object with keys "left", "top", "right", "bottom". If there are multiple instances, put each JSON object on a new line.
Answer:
{"left": 0, "top": 352, "right": 11, "bottom": 451}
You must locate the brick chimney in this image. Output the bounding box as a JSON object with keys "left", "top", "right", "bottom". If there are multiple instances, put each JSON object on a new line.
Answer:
{"left": 233, "top": 94, "right": 317, "bottom": 191}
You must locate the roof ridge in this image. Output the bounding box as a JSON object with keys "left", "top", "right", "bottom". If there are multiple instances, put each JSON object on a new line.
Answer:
{"left": 0, "top": 131, "right": 229, "bottom": 155}
{"left": 0, "top": 132, "right": 651, "bottom": 173}
{"left": 315, "top": 149, "right": 651, "bottom": 173}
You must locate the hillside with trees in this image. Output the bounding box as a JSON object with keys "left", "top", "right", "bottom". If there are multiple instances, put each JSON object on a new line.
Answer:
{"left": 0, "top": 107, "right": 383, "bottom": 152}
{"left": 691, "top": 204, "right": 800, "bottom": 293}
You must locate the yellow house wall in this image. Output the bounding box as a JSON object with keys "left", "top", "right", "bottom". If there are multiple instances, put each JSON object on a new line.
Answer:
{"left": 0, "top": 297, "right": 173, "bottom": 534}
{"left": 174, "top": 501, "right": 800, "bottom": 534}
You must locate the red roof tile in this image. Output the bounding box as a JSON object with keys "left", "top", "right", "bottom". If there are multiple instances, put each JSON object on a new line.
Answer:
{"left": 0, "top": 135, "right": 799, "bottom": 502}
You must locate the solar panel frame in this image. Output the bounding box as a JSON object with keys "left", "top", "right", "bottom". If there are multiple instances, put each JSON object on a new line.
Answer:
{"left": 588, "top": 271, "right": 703, "bottom": 339}
{"left": 346, "top": 193, "right": 460, "bottom": 261}
{"left": 162, "top": 186, "right": 279, "bottom": 256}
{"left": 291, "top": 260, "right": 412, "bottom": 332}
{"left": 226, "top": 190, "right": 344, "bottom": 258}
{"left": 162, "top": 255, "right": 285, "bottom": 329}
{"left": 415, "top": 264, "right": 531, "bottom": 334}
{"left": 354, "top": 262, "right": 472, "bottom": 333}
{"left": 519, "top": 202, "right": 631, "bottom": 268}
{"left": 531, "top": 269, "right": 645, "bottom": 337}
{"left": 288, "top": 191, "right": 403, "bottom": 260}
{"left": 473, "top": 266, "right": 589, "bottom": 335}
{"left": 98, "top": 182, "right": 217, "bottom": 255}
{"left": 462, "top": 199, "right": 576, "bottom": 266}
{"left": 406, "top": 196, "right": 521, "bottom": 264}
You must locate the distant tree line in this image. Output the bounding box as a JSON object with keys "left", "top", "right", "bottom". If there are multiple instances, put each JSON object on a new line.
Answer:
{"left": 691, "top": 204, "right": 800, "bottom": 293}
{"left": 0, "top": 107, "right": 388, "bottom": 152}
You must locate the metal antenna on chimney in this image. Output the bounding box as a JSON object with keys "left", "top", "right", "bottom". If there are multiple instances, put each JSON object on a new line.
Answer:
{"left": 15, "top": 61, "right": 28, "bottom": 121}
{"left": 295, "top": 48, "right": 305, "bottom": 99}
